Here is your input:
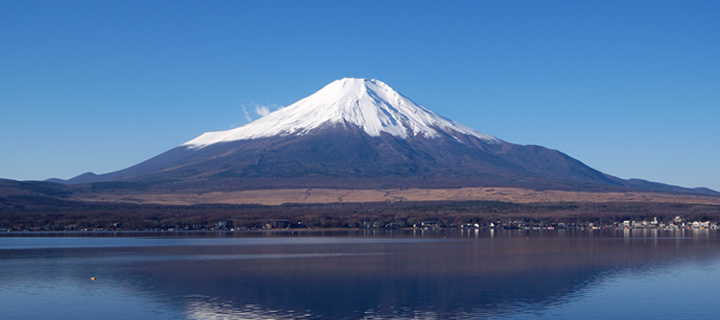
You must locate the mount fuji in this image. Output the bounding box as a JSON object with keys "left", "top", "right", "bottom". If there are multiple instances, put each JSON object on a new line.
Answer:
{"left": 59, "top": 78, "right": 713, "bottom": 195}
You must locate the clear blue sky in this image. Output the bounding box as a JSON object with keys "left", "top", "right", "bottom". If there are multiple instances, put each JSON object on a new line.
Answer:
{"left": 1, "top": 0, "right": 718, "bottom": 191}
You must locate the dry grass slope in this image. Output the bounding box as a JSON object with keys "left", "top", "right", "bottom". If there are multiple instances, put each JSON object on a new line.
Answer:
{"left": 73, "top": 187, "right": 720, "bottom": 206}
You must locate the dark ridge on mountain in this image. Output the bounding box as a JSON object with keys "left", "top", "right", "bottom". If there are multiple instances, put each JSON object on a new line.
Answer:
{"left": 53, "top": 172, "right": 99, "bottom": 184}
{"left": 623, "top": 179, "right": 719, "bottom": 196}
{"left": 54, "top": 78, "right": 716, "bottom": 196}
{"left": 0, "top": 178, "right": 72, "bottom": 198}
{"left": 45, "top": 178, "right": 66, "bottom": 184}
{"left": 0, "top": 178, "right": 74, "bottom": 210}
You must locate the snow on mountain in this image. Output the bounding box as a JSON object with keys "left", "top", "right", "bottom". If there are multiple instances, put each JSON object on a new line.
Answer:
{"left": 183, "top": 78, "right": 500, "bottom": 148}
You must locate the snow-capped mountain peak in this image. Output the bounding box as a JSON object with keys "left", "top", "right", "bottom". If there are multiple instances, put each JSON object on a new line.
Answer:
{"left": 183, "top": 78, "right": 500, "bottom": 148}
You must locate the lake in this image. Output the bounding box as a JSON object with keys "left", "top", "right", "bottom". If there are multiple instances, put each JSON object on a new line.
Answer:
{"left": 1, "top": 229, "right": 719, "bottom": 319}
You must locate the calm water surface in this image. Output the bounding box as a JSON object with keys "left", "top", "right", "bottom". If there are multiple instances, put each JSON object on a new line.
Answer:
{"left": 1, "top": 229, "right": 719, "bottom": 319}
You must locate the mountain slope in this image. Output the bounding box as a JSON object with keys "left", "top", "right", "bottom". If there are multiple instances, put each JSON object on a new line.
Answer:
{"left": 60, "top": 78, "right": 716, "bottom": 196}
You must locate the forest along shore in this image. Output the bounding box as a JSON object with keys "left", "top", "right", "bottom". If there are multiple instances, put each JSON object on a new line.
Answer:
{"left": 2, "top": 197, "right": 720, "bottom": 232}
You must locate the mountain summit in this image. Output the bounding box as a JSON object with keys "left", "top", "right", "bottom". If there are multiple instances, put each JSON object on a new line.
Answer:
{"left": 184, "top": 78, "right": 499, "bottom": 148}
{"left": 60, "top": 78, "right": 714, "bottom": 195}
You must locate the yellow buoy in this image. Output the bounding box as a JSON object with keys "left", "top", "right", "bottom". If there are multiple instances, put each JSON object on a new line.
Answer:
{"left": 91, "top": 277, "right": 96, "bottom": 281}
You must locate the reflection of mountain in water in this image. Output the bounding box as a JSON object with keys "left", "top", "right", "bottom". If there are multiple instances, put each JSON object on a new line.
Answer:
{"left": 110, "top": 230, "right": 720, "bottom": 319}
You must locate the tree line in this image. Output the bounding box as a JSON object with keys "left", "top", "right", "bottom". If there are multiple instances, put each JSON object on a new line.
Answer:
{"left": 2, "top": 196, "right": 720, "bottom": 231}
